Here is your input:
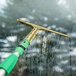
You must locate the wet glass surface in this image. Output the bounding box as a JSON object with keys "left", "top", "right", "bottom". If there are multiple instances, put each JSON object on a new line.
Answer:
{"left": 0, "top": 0, "right": 76, "bottom": 76}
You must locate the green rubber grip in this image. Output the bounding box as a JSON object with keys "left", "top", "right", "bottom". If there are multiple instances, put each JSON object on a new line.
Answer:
{"left": 20, "top": 39, "right": 29, "bottom": 48}
{"left": 0, "top": 54, "right": 18, "bottom": 76}
{"left": 0, "top": 40, "right": 29, "bottom": 76}
{"left": 15, "top": 39, "right": 29, "bottom": 56}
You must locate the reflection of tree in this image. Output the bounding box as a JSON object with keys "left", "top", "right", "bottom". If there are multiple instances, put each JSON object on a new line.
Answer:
{"left": 69, "top": 38, "right": 72, "bottom": 76}
{"left": 0, "top": 0, "right": 32, "bottom": 35}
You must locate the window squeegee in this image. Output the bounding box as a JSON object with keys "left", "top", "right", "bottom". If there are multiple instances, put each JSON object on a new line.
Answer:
{"left": 0, "top": 19, "right": 70, "bottom": 76}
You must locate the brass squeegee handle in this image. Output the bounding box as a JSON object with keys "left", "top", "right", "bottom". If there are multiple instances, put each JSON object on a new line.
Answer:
{"left": 17, "top": 19, "right": 70, "bottom": 38}
{"left": 40, "top": 27, "right": 70, "bottom": 38}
